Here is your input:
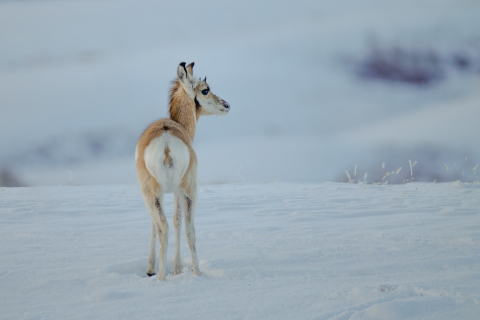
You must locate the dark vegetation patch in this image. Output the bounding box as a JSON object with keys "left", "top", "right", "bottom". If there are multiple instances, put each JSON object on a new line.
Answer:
{"left": 356, "top": 41, "right": 480, "bottom": 87}
{"left": 0, "top": 167, "right": 25, "bottom": 187}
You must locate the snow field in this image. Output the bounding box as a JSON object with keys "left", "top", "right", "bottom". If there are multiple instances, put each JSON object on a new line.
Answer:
{"left": 1, "top": 182, "right": 479, "bottom": 319}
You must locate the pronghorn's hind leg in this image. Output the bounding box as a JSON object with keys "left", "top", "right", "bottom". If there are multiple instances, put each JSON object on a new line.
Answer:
{"left": 173, "top": 193, "right": 183, "bottom": 275}
{"left": 146, "top": 221, "right": 156, "bottom": 276}
{"left": 153, "top": 195, "right": 169, "bottom": 280}
{"left": 141, "top": 191, "right": 169, "bottom": 280}
{"left": 178, "top": 190, "right": 200, "bottom": 276}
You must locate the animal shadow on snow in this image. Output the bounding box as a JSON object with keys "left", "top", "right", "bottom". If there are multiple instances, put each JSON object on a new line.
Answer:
{"left": 105, "top": 259, "right": 194, "bottom": 277}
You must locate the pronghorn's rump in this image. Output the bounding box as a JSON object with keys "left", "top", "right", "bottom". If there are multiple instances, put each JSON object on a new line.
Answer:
{"left": 136, "top": 118, "right": 197, "bottom": 198}
{"left": 144, "top": 133, "right": 190, "bottom": 193}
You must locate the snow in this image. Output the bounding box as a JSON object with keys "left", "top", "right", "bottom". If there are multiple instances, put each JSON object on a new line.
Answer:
{"left": 1, "top": 182, "right": 479, "bottom": 319}
{"left": 339, "top": 88, "right": 480, "bottom": 148}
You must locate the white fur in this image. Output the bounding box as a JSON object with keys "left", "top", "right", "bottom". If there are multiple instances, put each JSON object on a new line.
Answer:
{"left": 199, "top": 101, "right": 221, "bottom": 115}
{"left": 196, "top": 94, "right": 229, "bottom": 116}
{"left": 144, "top": 132, "right": 190, "bottom": 193}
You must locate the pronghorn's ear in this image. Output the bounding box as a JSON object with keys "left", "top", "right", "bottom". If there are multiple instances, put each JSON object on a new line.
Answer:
{"left": 177, "top": 62, "right": 195, "bottom": 98}
{"left": 177, "top": 62, "right": 188, "bottom": 81}
{"left": 186, "top": 62, "right": 194, "bottom": 76}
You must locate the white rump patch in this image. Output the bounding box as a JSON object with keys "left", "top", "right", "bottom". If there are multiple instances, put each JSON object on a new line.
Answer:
{"left": 144, "top": 133, "right": 190, "bottom": 193}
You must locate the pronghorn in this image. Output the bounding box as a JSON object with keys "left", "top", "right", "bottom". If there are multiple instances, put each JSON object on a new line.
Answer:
{"left": 135, "top": 62, "right": 230, "bottom": 280}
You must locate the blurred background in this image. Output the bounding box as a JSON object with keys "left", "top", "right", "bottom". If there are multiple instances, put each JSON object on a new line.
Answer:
{"left": 1, "top": 0, "right": 479, "bottom": 187}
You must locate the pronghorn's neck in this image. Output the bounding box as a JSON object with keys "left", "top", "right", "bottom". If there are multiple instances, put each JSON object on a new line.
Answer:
{"left": 169, "top": 80, "right": 199, "bottom": 140}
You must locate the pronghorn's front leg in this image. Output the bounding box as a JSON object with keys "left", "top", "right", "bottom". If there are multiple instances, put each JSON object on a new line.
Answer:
{"left": 152, "top": 195, "right": 169, "bottom": 280}
{"left": 146, "top": 221, "right": 156, "bottom": 276}
{"left": 180, "top": 193, "right": 200, "bottom": 276}
{"left": 173, "top": 193, "right": 183, "bottom": 275}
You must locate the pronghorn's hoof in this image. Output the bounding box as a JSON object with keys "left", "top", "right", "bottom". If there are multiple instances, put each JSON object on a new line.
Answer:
{"left": 173, "top": 260, "right": 182, "bottom": 275}
{"left": 146, "top": 272, "right": 156, "bottom": 277}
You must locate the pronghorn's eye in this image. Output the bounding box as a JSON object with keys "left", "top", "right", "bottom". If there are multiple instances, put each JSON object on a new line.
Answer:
{"left": 201, "top": 89, "right": 209, "bottom": 95}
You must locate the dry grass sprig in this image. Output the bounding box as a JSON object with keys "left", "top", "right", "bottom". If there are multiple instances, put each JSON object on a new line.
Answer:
{"left": 382, "top": 171, "right": 394, "bottom": 181}
{"left": 473, "top": 164, "right": 478, "bottom": 183}
{"left": 236, "top": 165, "right": 245, "bottom": 182}
{"left": 408, "top": 160, "right": 417, "bottom": 182}
{"left": 444, "top": 164, "right": 454, "bottom": 181}
{"left": 345, "top": 170, "right": 353, "bottom": 183}
{"left": 391, "top": 167, "right": 401, "bottom": 184}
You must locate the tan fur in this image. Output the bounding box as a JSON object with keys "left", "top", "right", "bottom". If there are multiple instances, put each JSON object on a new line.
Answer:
{"left": 168, "top": 80, "right": 198, "bottom": 139}
{"left": 136, "top": 62, "right": 229, "bottom": 280}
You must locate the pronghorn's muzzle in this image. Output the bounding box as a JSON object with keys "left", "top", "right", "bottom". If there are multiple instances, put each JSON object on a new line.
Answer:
{"left": 220, "top": 99, "right": 230, "bottom": 112}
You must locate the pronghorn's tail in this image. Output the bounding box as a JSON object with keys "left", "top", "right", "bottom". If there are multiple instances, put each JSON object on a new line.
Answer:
{"left": 163, "top": 147, "right": 173, "bottom": 168}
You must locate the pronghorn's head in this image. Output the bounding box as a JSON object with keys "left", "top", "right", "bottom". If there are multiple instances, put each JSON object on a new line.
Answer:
{"left": 194, "top": 77, "right": 230, "bottom": 116}
{"left": 176, "top": 61, "right": 230, "bottom": 116}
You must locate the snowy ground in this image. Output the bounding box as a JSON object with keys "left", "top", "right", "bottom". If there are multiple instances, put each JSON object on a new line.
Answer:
{"left": 1, "top": 182, "right": 479, "bottom": 319}
{"left": 1, "top": 0, "right": 479, "bottom": 186}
